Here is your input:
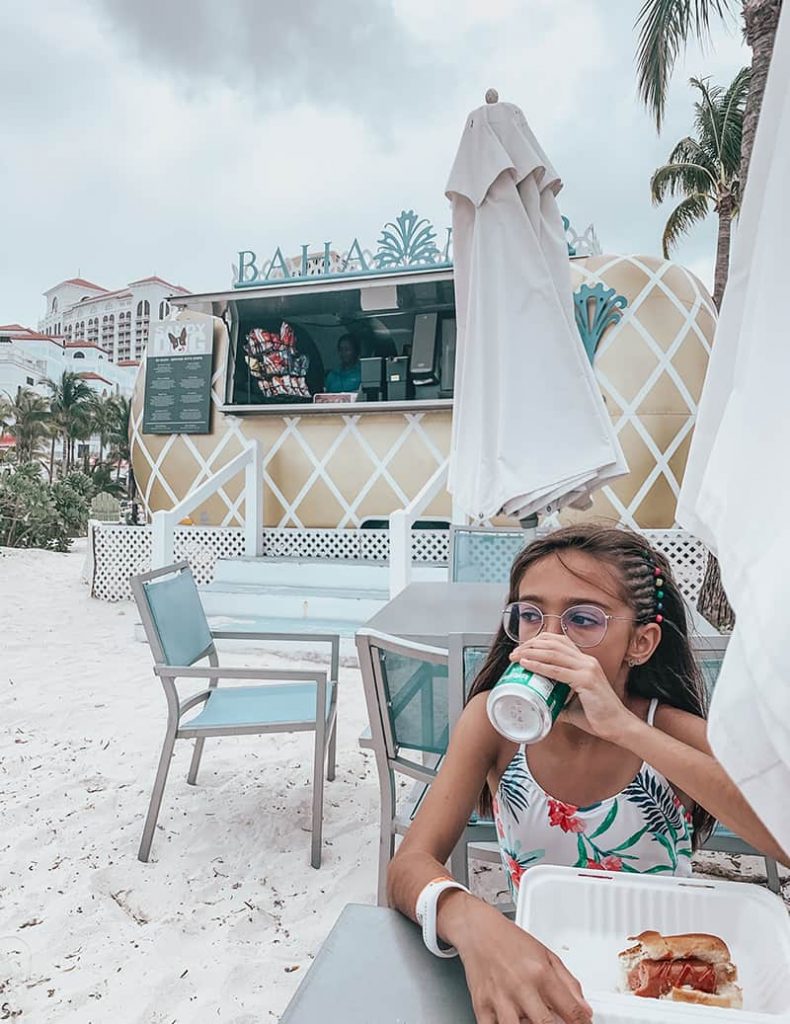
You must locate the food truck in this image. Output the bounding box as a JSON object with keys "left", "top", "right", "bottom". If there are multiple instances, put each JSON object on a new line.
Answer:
{"left": 130, "top": 210, "right": 716, "bottom": 547}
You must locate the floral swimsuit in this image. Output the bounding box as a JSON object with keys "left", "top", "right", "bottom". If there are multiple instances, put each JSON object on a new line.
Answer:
{"left": 492, "top": 699, "right": 694, "bottom": 893}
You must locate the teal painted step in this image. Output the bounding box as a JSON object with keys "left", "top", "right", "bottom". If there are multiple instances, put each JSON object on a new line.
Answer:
{"left": 200, "top": 558, "right": 446, "bottom": 623}
{"left": 212, "top": 557, "right": 390, "bottom": 589}
{"left": 206, "top": 613, "right": 364, "bottom": 640}
{"left": 198, "top": 581, "right": 387, "bottom": 622}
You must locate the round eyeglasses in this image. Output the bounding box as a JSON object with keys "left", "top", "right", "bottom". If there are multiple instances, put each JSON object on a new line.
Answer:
{"left": 502, "top": 602, "right": 635, "bottom": 648}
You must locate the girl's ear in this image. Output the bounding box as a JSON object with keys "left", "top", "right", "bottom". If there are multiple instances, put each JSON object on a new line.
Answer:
{"left": 627, "top": 622, "right": 661, "bottom": 665}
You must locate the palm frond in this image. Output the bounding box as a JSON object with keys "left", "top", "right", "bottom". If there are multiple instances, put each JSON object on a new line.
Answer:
{"left": 661, "top": 193, "right": 710, "bottom": 256}
{"left": 635, "top": 0, "right": 735, "bottom": 130}
{"left": 689, "top": 75, "right": 727, "bottom": 167}
{"left": 719, "top": 66, "right": 750, "bottom": 175}
{"left": 651, "top": 161, "right": 714, "bottom": 204}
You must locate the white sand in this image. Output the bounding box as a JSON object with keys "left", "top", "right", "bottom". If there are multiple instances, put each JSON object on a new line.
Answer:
{"left": 0, "top": 543, "right": 382, "bottom": 1022}
{"left": 1, "top": 544, "right": 786, "bottom": 1022}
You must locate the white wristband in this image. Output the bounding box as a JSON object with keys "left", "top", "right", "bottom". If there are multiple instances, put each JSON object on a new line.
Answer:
{"left": 414, "top": 877, "right": 470, "bottom": 958}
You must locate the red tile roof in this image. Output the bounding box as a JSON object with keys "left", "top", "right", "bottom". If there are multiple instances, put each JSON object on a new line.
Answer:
{"left": 128, "top": 275, "right": 190, "bottom": 293}
{"left": 69, "top": 288, "right": 133, "bottom": 305}
{"left": 65, "top": 340, "right": 109, "bottom": 351}
{"left": 76, "top": 372, "right": 113, "bottom": 384}
{"left": 116, "top": 359, "right": 140, "bottom": 367}
{"left": 56, "top": 277, "right": 108, "bottom": 293}
{"left": 0, "top": 324, "right": 62, "bottom": 344}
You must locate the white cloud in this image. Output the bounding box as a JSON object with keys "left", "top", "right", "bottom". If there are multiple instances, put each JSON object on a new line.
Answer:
{"left": 0, "top": 1, "right": 748, "bottom": 327}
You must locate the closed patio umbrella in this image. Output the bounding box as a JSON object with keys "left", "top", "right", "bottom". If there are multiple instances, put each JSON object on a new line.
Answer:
{"left": 677, "top": 9, "right": 790, "bottom": 855}
{"left": 445, "top": 92, "right": 626, "bottom": 522}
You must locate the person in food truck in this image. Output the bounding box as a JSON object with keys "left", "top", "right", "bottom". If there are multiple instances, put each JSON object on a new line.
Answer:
{"left": 324, "top": 333, "right": 361, "bottom": 393}
{"left": 388, "top": 524, "right": 788, "bottom": 1024}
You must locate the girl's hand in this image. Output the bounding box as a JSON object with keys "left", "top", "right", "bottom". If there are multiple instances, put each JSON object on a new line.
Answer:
{"left": 453, "top": 896, "right": 592, "bottom": 1024}
{"left": 510, "top": 634, "right": 633, "bottom": 742}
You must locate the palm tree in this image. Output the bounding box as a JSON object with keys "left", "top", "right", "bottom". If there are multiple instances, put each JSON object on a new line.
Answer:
{"left": 636, "top": 1, "right": 782, "bottom": 631}
{"left": 651, "top": 69, "right": 749, "bottom": 309}
{"left": 0, "top": 388, "right": 52, "bottom": 465}
{"left": 636, "top": 0, "right": 782, "bottom": 190}
{"left": 90, "top": 394, "right": 120, "bottom": 466}
{"left": 107, "top": 395, "right": 135, "bottom": 498}
{"left": 46, "top": 372, "right": 94, "bottom": 477}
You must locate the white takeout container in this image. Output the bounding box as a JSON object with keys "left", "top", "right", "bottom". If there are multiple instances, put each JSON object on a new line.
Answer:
{"left": 515, "top": 866, "right": 790, "bottom": 1023}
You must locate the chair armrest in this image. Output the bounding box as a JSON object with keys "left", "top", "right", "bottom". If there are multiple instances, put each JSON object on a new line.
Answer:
{"left": 210, "top": 629, "right": 338, "bottom": 645}
{"left": 156, "top": 664, "right": 327, "bottom": 684}
{"left": 208, "top": 631, "right": 340, "bottom": 680}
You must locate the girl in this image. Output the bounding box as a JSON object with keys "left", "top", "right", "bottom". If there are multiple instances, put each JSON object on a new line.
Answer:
{"left": 388, "top": 525, "right": 786, "bottom": 1024}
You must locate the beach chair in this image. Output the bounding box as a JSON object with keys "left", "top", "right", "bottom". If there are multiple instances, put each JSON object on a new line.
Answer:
{"left": 356, "top": 628, "right": 497, "bottom": 904}
{"left": 691, "top": 637, "right": 782, "bottom": 893}
{"left": 131, "top": 561, "right": 339, "bottom": 869}
{"left": 448, "top": 524, "right": 529, "bottom": 583}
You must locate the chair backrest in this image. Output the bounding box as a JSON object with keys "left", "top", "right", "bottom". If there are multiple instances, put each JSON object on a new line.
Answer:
{"left": 357, "top": 629, "right": 451, "bottom": 774}
{"left": 446, "top": 631, "right": 495, "bottom": 724}
{"left": 689, "top": 630, "right": 730, "bottom": 699}
{"left": 90, "top": 491, "right": 122, "bottom": 522}
{"left": 131, "top": 561, "right": 214, "bottom": 669}
{"left": 448, "top": 525, "right": 529, "bottom": 583}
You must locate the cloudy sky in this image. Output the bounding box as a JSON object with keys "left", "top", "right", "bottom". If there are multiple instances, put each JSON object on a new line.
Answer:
{"left": 2, "top": 0, "right": 747, "bottom": 328}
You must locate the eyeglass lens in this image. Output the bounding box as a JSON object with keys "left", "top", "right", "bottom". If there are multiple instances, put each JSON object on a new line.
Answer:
{"left": 502, "top": 603, "right": 608, "bottom": 648}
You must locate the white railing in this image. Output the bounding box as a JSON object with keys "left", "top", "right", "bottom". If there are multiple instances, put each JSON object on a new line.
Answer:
{"left": 151, "top": 439, "right": 262, "bottom": 568}
{"left": 388, "top": 459, "right": 450, "bottom": 597}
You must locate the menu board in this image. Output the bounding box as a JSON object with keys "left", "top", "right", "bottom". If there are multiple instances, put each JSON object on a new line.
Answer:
{"left": 143, "top": 320, "right": 213, "bottom": 434}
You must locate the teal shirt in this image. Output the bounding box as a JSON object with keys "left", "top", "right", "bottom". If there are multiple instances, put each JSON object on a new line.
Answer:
{"left": 325, "top": 364, "right": 361, "bottom": 393}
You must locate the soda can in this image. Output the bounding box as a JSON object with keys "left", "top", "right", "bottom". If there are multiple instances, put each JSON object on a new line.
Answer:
{"left": 486, "top": 662, "right": 571, "bottom": 744}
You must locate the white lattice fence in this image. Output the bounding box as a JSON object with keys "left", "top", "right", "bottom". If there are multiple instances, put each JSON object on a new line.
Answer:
{"left": 91, "top": 524, "right": 152, "bottom": 601}
{"left": 89, "top": 524, "right": 707, "bottom": 604}
{"left": 642, "top": 529, "right": 708, "bottom": 603}
{"left": 89, "top": 525, "right": 451, "bottom": 601}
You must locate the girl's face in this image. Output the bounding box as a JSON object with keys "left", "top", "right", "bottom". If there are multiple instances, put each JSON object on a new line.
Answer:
{"left": 515, "top": 550, "right": 659, "bottom": 689}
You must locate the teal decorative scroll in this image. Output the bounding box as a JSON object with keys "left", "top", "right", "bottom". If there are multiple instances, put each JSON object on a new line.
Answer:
{"left": 573, "top": 283, "right": 628, "bottom": 363}
{"left": 375, "top": 210, "right": 441, "bottom": 268}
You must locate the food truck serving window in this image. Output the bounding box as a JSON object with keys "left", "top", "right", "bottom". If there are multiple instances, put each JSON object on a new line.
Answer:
{"left": 228, "top": 280, "right": 456, "bottom": 408}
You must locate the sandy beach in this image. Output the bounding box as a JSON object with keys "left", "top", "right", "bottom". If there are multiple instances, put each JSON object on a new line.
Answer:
{"left": 1, "top": 544, "right": 786, "bottom": 1022}
{"left": 1, "top": 543, "right": 383, "bottom": 1022}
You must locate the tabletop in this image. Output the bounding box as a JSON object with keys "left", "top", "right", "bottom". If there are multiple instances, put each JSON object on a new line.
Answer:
{"left": 363, "top": 581, "right": 725, "bottom": 651}
{"left": 364, "top": 581, "right": 504, "bottom": 646}
{"left": 279, "top": 903, "right": 476, "bottom": 1023}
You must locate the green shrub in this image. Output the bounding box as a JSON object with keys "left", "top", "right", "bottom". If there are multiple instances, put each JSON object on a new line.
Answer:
{"left": 0, "top": 465, "right": 69, "bottom": 550}
{"left": 0, "top": 464, "right": 90, "bottom": 551}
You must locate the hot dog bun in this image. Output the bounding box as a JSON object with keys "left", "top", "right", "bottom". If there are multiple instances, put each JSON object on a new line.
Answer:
{"left": 619, "top": 931, "right": 733, "bottom": 967}
{"left": 669, "top": 982, "right": 743, "bottom": 1009}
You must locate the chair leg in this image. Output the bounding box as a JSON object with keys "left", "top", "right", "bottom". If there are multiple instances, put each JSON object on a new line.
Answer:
{"left": 378, "top": 819, "right": 395, "bottom": 907}
{"left": 187, "top": 737, "right": 206, "bottom": 786}
{"left": 326, "top": 716, "right": 337, "bottom": 782}
{"left": 449, "top": 837, "right": 469, "bottom": 888}
{"left": 310, "top": 726, "right": 326, "bottom": 870}
{"left": 765, "top": 856, "right": 781, "bottom": 894}
{"left": 138, "top": 729, "right": 177, "bottom": 863}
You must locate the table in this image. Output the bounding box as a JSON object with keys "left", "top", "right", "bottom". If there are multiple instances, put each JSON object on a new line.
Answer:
{"left": 280, "top": 903, "right": 476, "bottom": 1023}
{"left": 364, "top": 581, "right": 724, "bottom": 649}
{"left": 365, "top": 581, "right": 504, "bottom": 646}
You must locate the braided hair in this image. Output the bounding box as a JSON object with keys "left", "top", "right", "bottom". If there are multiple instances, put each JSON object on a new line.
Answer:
{"left": 467, "top": 523, "right": 714, "bottom": 845}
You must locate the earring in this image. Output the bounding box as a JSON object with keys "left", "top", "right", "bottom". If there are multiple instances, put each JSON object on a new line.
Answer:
{"left": 627, "top": 657, "right": 639, "bottom": 668}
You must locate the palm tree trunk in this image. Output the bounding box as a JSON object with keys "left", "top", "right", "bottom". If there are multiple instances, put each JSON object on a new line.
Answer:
{"left": 697, "top": 2, "right": 782, "bottom": 632}
{"left": 741, "top": 0, "right": 783, "bottom": 191}
{"left": 699, "top": 196, "right": 735, "bottom": 628}
{"left": 712, "top": 196, "right": 733, "bottom": 311}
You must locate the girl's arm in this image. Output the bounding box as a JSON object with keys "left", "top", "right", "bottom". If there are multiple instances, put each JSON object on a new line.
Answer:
{"left": 517, "top": 634, "right": 789, "bottom": 866}
{"left": 388, "top": 694, "right": 593, "bottom": 1024}
{"left": 623, "top": 706, "right": 788, "bottom": 865}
